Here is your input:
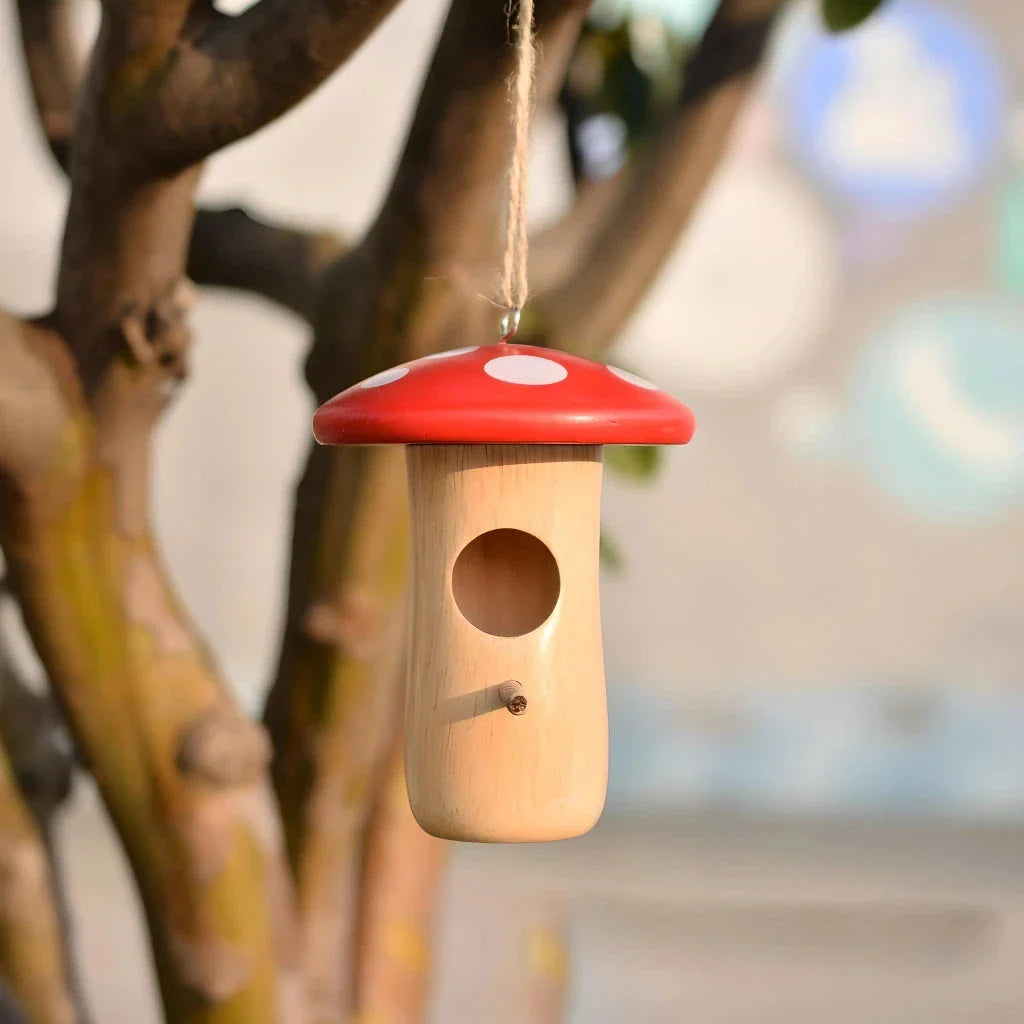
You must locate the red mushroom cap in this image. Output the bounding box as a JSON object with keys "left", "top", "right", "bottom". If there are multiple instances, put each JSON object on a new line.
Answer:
{"left": 312, "top": 343, "right": 694, "bottom": 446}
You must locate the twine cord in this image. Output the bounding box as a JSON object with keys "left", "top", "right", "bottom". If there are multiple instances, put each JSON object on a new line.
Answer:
{"left": 499, "top": 0, "right": 536, "bottom": 335}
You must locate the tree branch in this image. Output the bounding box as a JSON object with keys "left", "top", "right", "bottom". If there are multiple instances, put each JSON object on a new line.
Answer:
{"left": 12, "top": 2, "right": 341, "bottom": 328}
{"left": 527, "top": 174, "right": 625, "bottom": 296}
{"left": 54, "top": 0, "right": 404, "bottom": 392}
{"left": 266, "top": 6, "right": 783, "bottom": 1016}
{"left": 188, "top": 208, "right": 345, "bottom": 322}
{"left": 53, "top": 0, "right": 206, "bottom": 391}
{"left": 13, "top": 0, "right": 78, "bottom": 170}
{"left": 353, "top": 737, "right": 445, "bottom": 1024}
{"left": 263, "top": 446, "right": 410, "bottom": 1020}
{"left": 531, "top": 0, "right": 785, "bottom": 357}
{"left": 137, "top": 0, "right": 406, "bottom": 171}
{"left": 0, "top": 317, "right": 302, "bottom": 1024}
{"left": 7, "top": 0, "right": 425, "bottom": 1013}
{"left": 308, "top": 0, "right": 592, "bottom": 397}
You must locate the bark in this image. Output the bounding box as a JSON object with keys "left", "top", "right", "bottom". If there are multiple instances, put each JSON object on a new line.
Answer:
{"left": 12, "top": 1, "right": 346, "bottom": 328}
{"left": 54, "top": 0, "right": 405, "bottom": 392}
{"left": 144, "top": 0, "right": 406, "bottom": 172}
{"left": 6, "top": 0, "right": 313, "bottom": 1013}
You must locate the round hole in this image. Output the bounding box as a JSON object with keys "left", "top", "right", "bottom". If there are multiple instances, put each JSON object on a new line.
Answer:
{"left": 452, "top": 529, "right": 560, "bottom": 637}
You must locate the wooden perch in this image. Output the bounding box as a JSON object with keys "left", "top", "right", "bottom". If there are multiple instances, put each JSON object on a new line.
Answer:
{"left": 498, "top": 680, "right": 528, "bottom": 716}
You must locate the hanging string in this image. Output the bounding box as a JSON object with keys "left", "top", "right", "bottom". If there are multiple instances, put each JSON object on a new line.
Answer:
{"left": 498, "top": 0, "right": 536, "bottom": 339}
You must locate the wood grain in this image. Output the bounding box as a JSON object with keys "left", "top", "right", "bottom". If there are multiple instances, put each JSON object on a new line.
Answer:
{"left": 405, "top": 444, "right": 607, "bottom": 843}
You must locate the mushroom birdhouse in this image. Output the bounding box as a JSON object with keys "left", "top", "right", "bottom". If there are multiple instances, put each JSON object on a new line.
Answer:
{"left": 312, "top": 343, "right": 694, "bottom": 842}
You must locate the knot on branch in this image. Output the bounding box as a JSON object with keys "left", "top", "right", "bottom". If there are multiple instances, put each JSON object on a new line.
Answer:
{"left": 168, "top": 931, "right": 252, "bottom": 1004}
{"left": 118, "top": 278, "right": 195, "bottom": 380}
{"left": 301, "top": 592, "right": 384, "bottom": 659}
{"left": 176, "top": 708, "right": 271, "bottom": 788}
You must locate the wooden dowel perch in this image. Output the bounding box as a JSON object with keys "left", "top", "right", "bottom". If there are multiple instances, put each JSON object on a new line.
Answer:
{"left": 498, "top": 680, "right": 528, "bottom": 716}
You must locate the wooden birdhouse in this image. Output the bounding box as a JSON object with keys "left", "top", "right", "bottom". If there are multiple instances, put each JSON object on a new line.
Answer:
{"left": 313, "top": 343, "right": 694, "bottom": 842}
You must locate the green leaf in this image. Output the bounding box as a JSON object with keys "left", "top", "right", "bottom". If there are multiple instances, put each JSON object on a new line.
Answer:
{"left": 604, "top": 444, "right": 663, "bottom": 482}
{"left": 599, "top": 530, "right": 624, "bottom": 572}
{"left": 822, "top": 0, "right": 886, "bottom": 32}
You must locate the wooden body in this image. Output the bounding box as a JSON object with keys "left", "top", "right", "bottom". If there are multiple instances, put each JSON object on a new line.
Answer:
{"left": 405, "top": 444, "right": 607, "bottom": 842}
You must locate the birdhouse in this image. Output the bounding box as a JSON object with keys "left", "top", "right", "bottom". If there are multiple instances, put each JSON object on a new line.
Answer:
{"left": 312, "top": 343, "right": 694, "bottom": 842}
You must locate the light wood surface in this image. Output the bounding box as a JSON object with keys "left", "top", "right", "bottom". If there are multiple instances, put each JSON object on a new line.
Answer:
{"left": 405, "top": 444, "right": 608, "bottom": 842}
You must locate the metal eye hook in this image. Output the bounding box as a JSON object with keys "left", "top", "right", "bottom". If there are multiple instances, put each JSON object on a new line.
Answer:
{"left": 499, "top": 306, "right": 521, "bottom": 342}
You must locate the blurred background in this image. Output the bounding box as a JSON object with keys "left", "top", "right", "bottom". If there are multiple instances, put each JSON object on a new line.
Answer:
{"left": 3, "top": 0, "right": 1024, "bottom": 1020}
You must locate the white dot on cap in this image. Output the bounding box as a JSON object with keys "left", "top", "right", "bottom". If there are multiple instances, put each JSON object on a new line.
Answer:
{"left": 608, "top": 365, "right": 658, "bottom": 390}
{"left": 421, "top": 346, "right": 477, "bottom": 360}
{"left": 484, "top": 354, "right": 568, "bottom": 386}
{"left": 360, "top": 366, "right": 409, "bottom": 389}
